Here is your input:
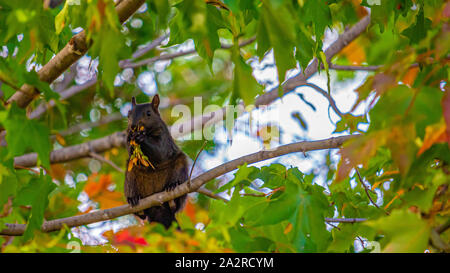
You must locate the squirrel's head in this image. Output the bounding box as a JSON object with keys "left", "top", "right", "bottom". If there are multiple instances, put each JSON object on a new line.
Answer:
{"left": 127, "top": 95, "right": 162, "bottom": 130}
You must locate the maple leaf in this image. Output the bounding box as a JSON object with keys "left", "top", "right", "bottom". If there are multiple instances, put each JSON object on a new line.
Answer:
{"left": 401, "top": 8, "right": 432, "bottom": 45}
{"left": 336, "top": 131, "right": 387, "bottom": 182}
{"left": 84, "top": 174, "right": 125, "bottom": 209}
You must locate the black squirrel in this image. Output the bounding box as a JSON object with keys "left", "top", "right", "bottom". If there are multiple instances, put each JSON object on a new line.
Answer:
{"left": 124, "top": 95, "right": 188, "bottom": 229}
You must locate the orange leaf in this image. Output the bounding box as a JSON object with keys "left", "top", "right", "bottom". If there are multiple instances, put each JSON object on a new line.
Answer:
{"left": 401, "top": 66, "right": 419, "bottom": 87}
{"left": 352, "top": 0, "right": 368, "bottom": 18}
{"left": 387, "top": 124, "right": 416, "bottom": 176}
{"left": 341, "top": 40, "right": 366, "bottom": 65}
{"left": 336, "top": 132, "right": 386, "bottom": 182}
{"left": 284, "top": 223, "right": 293, "bottom": 234}
{"left": 95, "top": 191, "right": 125, "bottom": 209}
{"left": 84, "top": 174, "right": 125, "bottom": 209}
{"left": 183, "top": 198, "right": 196, "bottom": 224}
{"left": 187, "top": 239, "right": 200, "bottom": 247}
{"left": 54, "top": 134, "right": 66, "bottom": 146}
{"left": 384, "top": 189, "right": 405, "bottom": 210}
{"left": 49, "top": 164, "right": 66, "bottom": 180}
{"left": 417, "top": 122, "right": 448, "bottom": 156}
{"left": 371, "top": 181, "right": 383, "bottom": 191}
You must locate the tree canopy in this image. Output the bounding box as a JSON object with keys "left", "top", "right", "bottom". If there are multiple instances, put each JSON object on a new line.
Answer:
{"left": 0, "top": 0, "right": 449, "bottom": 253}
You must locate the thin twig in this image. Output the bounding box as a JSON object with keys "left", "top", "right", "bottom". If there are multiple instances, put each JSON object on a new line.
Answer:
{"left": 436, "top": 219, "right": 450, "bottom": 234}
{"left": 324, "top": 217, "right": 367, "bottom": 223}
{"left": 89, "top": 151, "right": 124, "bottom": 173}
{"left": 355, "top": 167, "right": 389, "bottom": 215}
{"left": 119, "top": 33, "right": 169, "bottom": 67}
{"left": 430, "top": 228, "right": 450, "bottom": 252}
{"left": 121, "top": 37, "right": 256, "bottom": 69}
{"left": 326, "top": 222, "right": 341, "bottom": 231}
{"left": 196, "top": 187, "right": 228, "bottom": 202}
{"left": 241, "top": 192, "right": 267, "bottom": 197}
{"left": 53, "top": 112, "right": 123, "bottom": 139}
{"left": 329, "top": 64, "right": 382, "bottom": 71}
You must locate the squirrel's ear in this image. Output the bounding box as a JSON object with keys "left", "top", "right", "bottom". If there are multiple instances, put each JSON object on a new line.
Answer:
{"left": 151, "top": 94, "right": 160, "bottom": 111}
{"left": 131, "top": 97, "right": 136, "bottom": 108}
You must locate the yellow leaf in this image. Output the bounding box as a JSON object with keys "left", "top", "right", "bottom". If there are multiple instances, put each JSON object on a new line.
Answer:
{"left": 128, "top": 160, "right": 134, "bottom": 171}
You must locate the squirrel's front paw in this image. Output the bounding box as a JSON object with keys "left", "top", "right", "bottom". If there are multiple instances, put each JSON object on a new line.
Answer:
{"left": 164, "top": 182, "right": 180, "bottom": 192}
{"left": 127, "top": 195, "right": 141, "bottom": 207}
{"left": 134, "top": 131, "right": 147, "bottom": 144}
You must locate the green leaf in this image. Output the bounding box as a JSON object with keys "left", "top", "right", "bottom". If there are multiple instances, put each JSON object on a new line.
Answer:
{"left": 0, "top": 171, "right": 17, "bottom": 210}
{"left": 288, "top": 184, "right": 332, "bottom": 252}
{"left": 229, "top": 226, "right": 275, "bottom": 252}
{"left": 231, "top": 51, "right": 262, "bottom": 105}
{"left": 193, "top": 5, "right": 222, "bottom": 69}
{"left": 214, "top": 163, "right": 260, "bottom": 193}
{"left": 328, "top": 224, "right": 360, "bottom": 253}
{"left": 2, "top": 104, "right": 51, "bottom": 168}
{"left": 16, "top": 173, "right": 56, "bottom": 241}
{"left": 318, "top": 51, "right": 331, "bottom": 93}
{"left": 88, "top": 1, "right": 126, "bottom": 95}
{"left": 209, "top": 190, "right": 261, "bottom": 230}
{"left": 334, "top": 114, "right": 368, "bottom": 134}
{"left": 302, "top": 0, "right": 332, "bottom": 39}
{"left": 295, "top": 28, "right": 315, "bottom": 71}
{"left": 256, "top": 163, "right": 287, "bottom": 188}
{"left": 401, "top": 8, "right": 431, "bottom": 45}
{"left": 259, "top": 0, "right": 296, "bottom": 92}
{"left": 365, "top": 209, "right": 431, "bottom": 252}
{"left": 245, "top": 180, "right": 301, "bottom": 227}
{"left": 54, "top": 1, "right": 69, "bottom": 35}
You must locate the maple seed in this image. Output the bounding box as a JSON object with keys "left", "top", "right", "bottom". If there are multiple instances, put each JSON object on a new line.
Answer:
{"left": 128, "top": 132, "right": 155, "bottom": 171}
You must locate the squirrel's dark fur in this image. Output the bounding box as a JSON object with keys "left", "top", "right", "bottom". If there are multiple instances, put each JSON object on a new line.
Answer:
{"left": 124, "top": 95, "right": 188, "bottom": 229}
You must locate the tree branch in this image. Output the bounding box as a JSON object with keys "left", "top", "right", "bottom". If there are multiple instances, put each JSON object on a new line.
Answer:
{"left": 3, "top": 135, "right": 358, "bottom": 236}
{"left": 29, "top": 77, "right": 98, "bottom": 120}
{"left": 52, "top": 112, "right": 123, "bottom": 139}
{"left": 6, "top": 0, "right": 146, "bottom": 109}
{"left": 329, "top": 64, "right": 381, "bottom": 71}
{"left": 14, "top": 131, "right": 127, "bottom": 168}
{"left": 119, "top": 36, "right": 257, "bottom": 69}
{"left": 89, "top": 151, "right": 124, "bottom": 173}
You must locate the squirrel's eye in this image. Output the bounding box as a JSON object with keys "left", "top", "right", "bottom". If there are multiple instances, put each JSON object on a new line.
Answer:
{"left": 146, "top": 110, "right": 151, "bottom": 116}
